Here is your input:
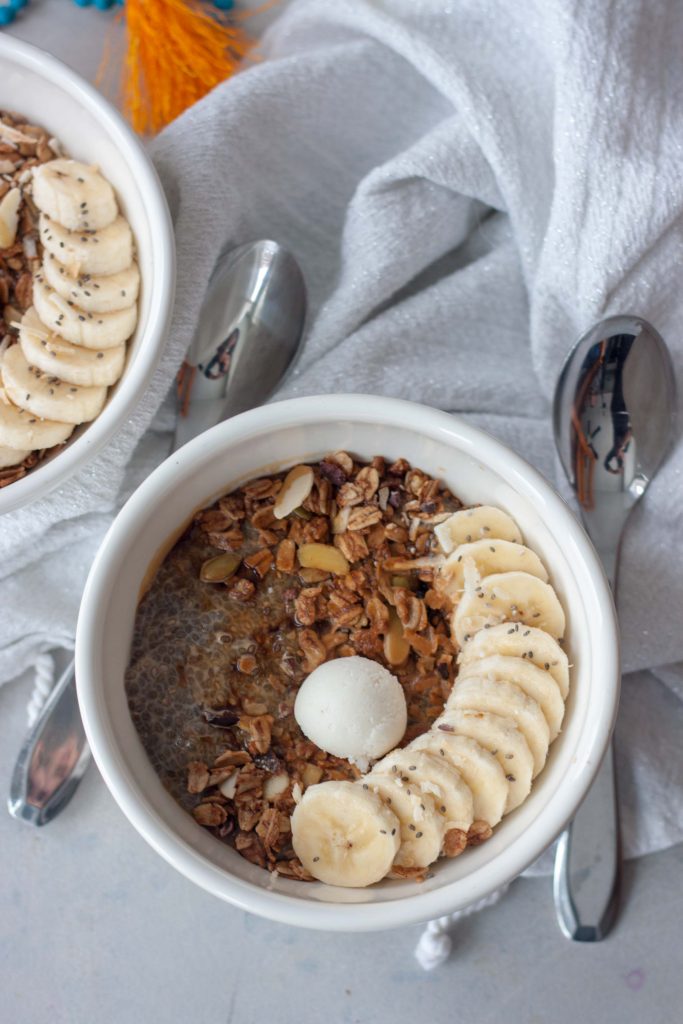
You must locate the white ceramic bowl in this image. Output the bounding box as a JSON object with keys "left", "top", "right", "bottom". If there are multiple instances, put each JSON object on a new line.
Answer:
{"left": 0, "top": 35, "right": 175, "bottom": 514}
{"left": 76, "top": 395, "right": 619, "bottom": 931}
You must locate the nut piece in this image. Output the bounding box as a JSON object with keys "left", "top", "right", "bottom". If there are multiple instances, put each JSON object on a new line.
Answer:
{"left": 274, "top": 465, "right": 315, "bottom": 520}
{"left": 301, "top": 762, "right": 323, "bottom": 788}
{"left": 263, "top": 772, "right": 290, "bottom": 801}
{"left": 298, "top": 542, "right": 350, "bottom": 576}
{"left": 467, "top": 820, "right": 493, "bottom": 846}
{"left": 383, "top": 608, "right": 410, "bottom": 666}
{"left": 200, "top": 552, "right": 241, "bottom": 583}
{"left": 443, "top": 828, "right": 468, "bottom": 858}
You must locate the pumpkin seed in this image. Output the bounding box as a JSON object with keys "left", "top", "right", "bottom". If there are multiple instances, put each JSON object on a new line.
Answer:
{"left": 199, "top": 552, "right": 241, "bottom": 583}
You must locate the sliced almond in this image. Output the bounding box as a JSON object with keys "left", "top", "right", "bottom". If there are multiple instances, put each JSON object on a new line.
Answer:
{"left": 273, "top": 464, "right": 314, "bottom": 520}
{"left": 263, "top": 772, "right": 290, "bottom": 801}
{"left": 383, "top": 608, "right": 410, "bottom": 666}
{"left": 0, "top": 188, "right": 22, "bottom": 249}
{"left": 298, "top": 542, "right": 350, "bottom": 576}
{"left": 332, "top": 505, "right": 351, "bottom": 534}
{"left": 219, "top": 769, "right": 240, "bottom": 799}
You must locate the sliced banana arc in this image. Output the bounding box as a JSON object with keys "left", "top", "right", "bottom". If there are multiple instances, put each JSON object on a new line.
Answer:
{"left": 2, "top": 343, "right": 106, "bottom": 425}
{"left": 410, "top": 730, "right": 508, "bottom": 827}
{"left": 32, "top": 159, "right": 118, "bottom": 231}
{"left": 447, "top": 676, "right": 550, "bottom": 777}
{"left": 453, "top": 570, "right": 566, "bottom": 645}
{"left": 291, "top": 781, "right": 401, "bottom": 888}
{"left": 434, "top": 505, "right": 523, "bottom": 554}
{"left": 42, "top": 252, "right": 140, "bottom": 314}
{"left": 0, "top": 385, "right": 73, "bottom": 449}
{"left": 459, "top": 654, "right": 564, "bottom": 740}
{"left": 459, "top": 622, "right": 569, "bottom": 699}
{"left": 40, "top": 212, "right": 133, "bottom": 276}
{"left": 372, "top": 748, "right": 474, "bottom": 833}
{"left": 20, "top": 307, "right": 125, "bottom": 388}
{"left": 366, "top": 773, "right": 445, "bottom": 868}
{"left": 0, "top": 443, "right": 31, "bottom": 468}
{"left": 33, "top": 276, "right": 136, "bottom": 350}
{"left": 440, "top": 539, "right": 548, "bottom": 599}
{"left": 2, "top": 158, "right": 137, "bottom": 473}
{"left": 437, "top": 709, "right": 534, "bottom": 813}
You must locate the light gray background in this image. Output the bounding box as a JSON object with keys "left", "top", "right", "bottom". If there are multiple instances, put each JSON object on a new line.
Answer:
{"left": 2, "top": 3, "right": 682, "bottom": 1022}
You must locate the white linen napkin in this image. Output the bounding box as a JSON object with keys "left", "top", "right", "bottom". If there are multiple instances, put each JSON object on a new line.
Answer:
{"left": 1, "top": 0, "right": 682, "bottom": 881}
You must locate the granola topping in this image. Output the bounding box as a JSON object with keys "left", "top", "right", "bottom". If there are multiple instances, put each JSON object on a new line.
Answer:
{"left": 126, "top": 452, "right": 462, "bottom": 879}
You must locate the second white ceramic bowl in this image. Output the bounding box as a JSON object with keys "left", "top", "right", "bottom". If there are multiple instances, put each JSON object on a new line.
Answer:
{"left": 76, "top": 395, "right": 619, "bottom": 931}
{"left": 0, "top": 35, "right": 175, "bottom": 514}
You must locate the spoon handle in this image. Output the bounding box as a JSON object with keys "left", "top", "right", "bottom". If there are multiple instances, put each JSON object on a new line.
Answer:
{"left": 553, "top": 741, "right": 621, "bottom": 940}
{"left": 7, "top": 657, "right": 91, "bottom": 826}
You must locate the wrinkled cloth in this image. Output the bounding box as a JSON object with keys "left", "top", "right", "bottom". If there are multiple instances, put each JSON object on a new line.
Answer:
{"left": 1, "top": 0, "right": 682, "bottom": 867}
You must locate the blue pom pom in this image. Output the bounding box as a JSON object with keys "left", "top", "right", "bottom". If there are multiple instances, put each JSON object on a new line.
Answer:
{"left": 72, "top": 0, "right": 93, "bottom": 7}
{"left": 0, "top": 7, "right": 16, "bottom": 25}
{"left": 94, "top": 0, "right": 115, "bottom": 8}
{"left": 10, "top": 0, "right": 29, "bottom": 11}
{"left": 213, "top": 0, "right": 235, "bottom": 9}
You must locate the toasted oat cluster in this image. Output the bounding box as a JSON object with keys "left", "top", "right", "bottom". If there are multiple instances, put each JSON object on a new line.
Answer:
{"left": 126, "top": 453, "right": 467, "bottom": 880}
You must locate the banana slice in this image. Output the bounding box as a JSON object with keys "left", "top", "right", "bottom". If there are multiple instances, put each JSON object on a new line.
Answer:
{"left": 40, "top": 212, "right": 133, "bottom": 276}
{"left": 372, "top": 749, "right": 474, "bottom": 833}
{"left": 410, "top": 730, "right": 508, "bottom": 826}
{"left": 437, "top": 709, "right": 534, "bottom": 813}
{"left": 458, "top": 654, "right": 565, "bottom": 739}
{"left": 2, "top": 343, "right": 106, "bottom": 425}
{"left": 453, "top": 570, "right": 566, "bottom": 644}
{"left": 434, "top": 506, "right": 522, "bottom": 554}
{"left": 291, "top": 781, "right": 400, "bottom": 888}
{"left": 0, "top": 385, "right": 73, "bottom": 449}
{"left": 458, "top": 622, "right": 569, "bottom": 699}
{"left": 32, "top": 160, "right": 118, "bottom": 231}
{"left": 43, "top": 253, "right": 140, "bottom": 314}
{"left": 439, "top": 539, "right": 548, "bottom": 598}
{"left": 447, "top": 676, "right": 549, "bottom": 777}
{"left": 0, "top": 443, "right": 30, "bottom": 468}
{"left": 33, "top": 276, "right": 136, "bottom": 350}
{"left": 20, "top": 307, "right": 125, "bottom": 388}
{"left": 366, "top": 773, "right": 445, "bottom": 868}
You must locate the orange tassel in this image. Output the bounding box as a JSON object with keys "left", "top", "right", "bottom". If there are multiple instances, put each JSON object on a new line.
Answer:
{"left": 104, "top": 0, "right": 258, "bottom": 136}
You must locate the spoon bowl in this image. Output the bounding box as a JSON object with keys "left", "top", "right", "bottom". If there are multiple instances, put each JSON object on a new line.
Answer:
{"left": 553, "top": 315, "right": 676, "bottom": 579}
{"left": 175, "top": 240, "right": 306, "bottom": 448}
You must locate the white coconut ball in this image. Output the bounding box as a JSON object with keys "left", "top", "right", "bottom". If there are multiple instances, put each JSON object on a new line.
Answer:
{"left": 294, "top": 656, "right": 407, "bottom": 769}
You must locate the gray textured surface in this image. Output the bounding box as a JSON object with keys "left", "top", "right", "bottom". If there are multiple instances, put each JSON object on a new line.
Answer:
{"left": 2, "top": 4, "right": 682, "bottom": 1022}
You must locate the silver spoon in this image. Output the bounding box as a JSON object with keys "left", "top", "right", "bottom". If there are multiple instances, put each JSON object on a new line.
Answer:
{"left": 8, "top": 239, "right": 306, "bottom": 826}
{"left": 552, "top": 315, "right": 676, "bottom": 940}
